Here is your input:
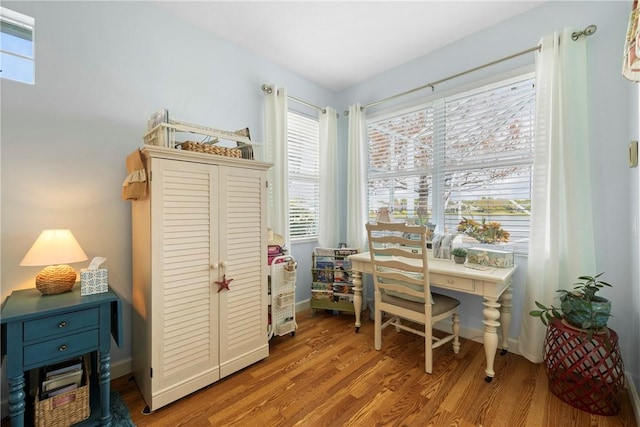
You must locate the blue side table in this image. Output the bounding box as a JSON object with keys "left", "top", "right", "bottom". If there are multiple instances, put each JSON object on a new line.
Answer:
{"left": 1, "top": 287, "right": 122, "bottom": 426}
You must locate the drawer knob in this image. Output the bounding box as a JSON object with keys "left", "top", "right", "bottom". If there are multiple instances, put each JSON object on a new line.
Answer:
{"left": 58, "top": 321, "right": 67, "bottom": 328}
{"left": 58, "top": 344, "right": 68, "bottom": 351}
{"left": 447, "top": 279, "right": 454, "bottom": 284}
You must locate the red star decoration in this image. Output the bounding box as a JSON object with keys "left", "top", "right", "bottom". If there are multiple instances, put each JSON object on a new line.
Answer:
{"left": 216, "top": 275, "right": 233, "bottom": 293}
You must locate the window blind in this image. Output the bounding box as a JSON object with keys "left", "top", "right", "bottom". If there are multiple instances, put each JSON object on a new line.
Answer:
{"left": 0, "top": 7, "right": 34, "bottom": 84}
{"left": 367, "top": 73, "right": 535, "bottom": 254}
{"left": 288, "top": 111, "right": 320, "bottom": 240}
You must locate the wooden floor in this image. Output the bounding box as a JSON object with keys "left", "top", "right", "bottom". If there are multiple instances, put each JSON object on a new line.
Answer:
{"left": 112, "top": 309, "right": 637, "bottom": 427}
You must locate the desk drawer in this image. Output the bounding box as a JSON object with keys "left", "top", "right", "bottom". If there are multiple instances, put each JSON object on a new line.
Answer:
{"left": 24, "top": 329, "right": 99, "bottom": 368}
{"left": 24, "top": 308, "right": 99, "bottom": 341}
{"left": 430, "top": 274, "right": 475, "bottom": 292}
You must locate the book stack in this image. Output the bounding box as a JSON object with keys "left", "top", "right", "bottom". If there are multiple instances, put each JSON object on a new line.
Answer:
{"left": 39, "top": 357, "right": 85, "bottom": 400}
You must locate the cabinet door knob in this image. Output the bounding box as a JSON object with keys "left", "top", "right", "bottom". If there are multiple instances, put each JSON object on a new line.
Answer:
{"left": 58, "top": 344, "right": 68, "bottom": 351}
{"left": 211, "top": 263, "right": 218, "bottom": 269}
{"left": 58, "top": 321, "right": 67, "bottom": 328}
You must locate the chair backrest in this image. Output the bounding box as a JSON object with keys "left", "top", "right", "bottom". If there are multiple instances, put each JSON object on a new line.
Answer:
{"left": 365, "top": 222, "right": 431, "bottom": 307}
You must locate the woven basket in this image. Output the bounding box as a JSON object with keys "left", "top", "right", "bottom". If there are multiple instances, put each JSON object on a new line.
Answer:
{"left": 35, "top": 265, "right": 77, "bottom": 295}
{"left": 179, "top": 141, "right": 243, "bottom": 158}
{"left": 34, "top": 364, "right": 89, "bottom": 427}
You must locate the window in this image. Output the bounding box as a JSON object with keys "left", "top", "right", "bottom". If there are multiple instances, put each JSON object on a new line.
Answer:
{"left": 288, "top": 110, "right": 320, "bottom": 241}
{"left": 1, "top": 7, "right": 34, "bottom": 84}
{"left": 366, "top": 73, "right": 535, "bottom": 254}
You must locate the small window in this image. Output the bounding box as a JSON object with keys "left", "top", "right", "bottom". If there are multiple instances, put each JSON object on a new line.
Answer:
{"left": 1, "top": 7, "right": 34, "bottom": 84}
{"left": 287, "top": 111, "right": 320, "bottom": 241}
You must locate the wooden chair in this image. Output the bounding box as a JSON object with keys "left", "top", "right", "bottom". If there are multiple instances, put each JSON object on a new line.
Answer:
{"left": 365, "top": 221, "right": 461, "bottom": 373}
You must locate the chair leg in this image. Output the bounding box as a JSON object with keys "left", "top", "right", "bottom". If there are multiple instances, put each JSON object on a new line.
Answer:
{"left": 374, "top": 303, "right": 382, "bottom": 351}
{"left": 425, "top": 324, "right": 433, "bottom": 374}
{"left": 452, "top": 312, "right": 460, "bottom": 354}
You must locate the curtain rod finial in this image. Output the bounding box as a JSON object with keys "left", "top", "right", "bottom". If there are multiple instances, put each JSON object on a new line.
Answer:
{"left": 572, "top": 24, "right": 597, "bottom": 41}
{"left": 261, "top": 84, "right": 273, "bottom": 94}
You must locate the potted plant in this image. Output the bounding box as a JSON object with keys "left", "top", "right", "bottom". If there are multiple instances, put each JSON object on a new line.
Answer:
{"left": 529, "top": 273, "right": 623, "bottom": 416}
{"left": 457, "top": 217, "right": 510, "bottom": 244}
{"left": 451, "top": 247, "right": 467, "bottom": 264}
{"left": 529, "top": 272, "right": 612, "bottom": 339}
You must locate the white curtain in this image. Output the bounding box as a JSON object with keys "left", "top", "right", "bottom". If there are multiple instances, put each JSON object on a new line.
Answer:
{"left": 518, "top": 29, "right": 596, "bottom": 362}
{"left": 319, "top": 107, "right": 339, "bottom": 247}
{"left": 346, "top": 104, "right": 368, "bottom": 250}
{"left": 622, "top": 0, "right": 640, "bottom": 82}
{"left": 264, "top": 84, "right": 290, "bottom": 247}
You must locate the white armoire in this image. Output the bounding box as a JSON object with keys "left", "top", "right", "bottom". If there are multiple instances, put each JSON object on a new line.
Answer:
{"left": 131, "top": 146, "right": 271, "bottom": 411}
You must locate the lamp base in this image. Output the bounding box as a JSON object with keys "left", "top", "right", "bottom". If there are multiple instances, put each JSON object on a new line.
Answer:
{"left": 35, "top": 265, "right": 77, "bottom": 294}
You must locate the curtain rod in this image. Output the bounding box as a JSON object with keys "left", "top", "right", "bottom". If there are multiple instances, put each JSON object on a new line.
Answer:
{"left": 261, "top": 84, "right": 337, "bottom": 117}
{"left": 344, "top": 24, "right": 597, "bottom": 116}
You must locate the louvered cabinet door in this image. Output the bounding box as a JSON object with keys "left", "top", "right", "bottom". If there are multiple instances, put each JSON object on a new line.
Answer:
{"left": 149, "top": 158, "right": 220, "bottom": 409}
{"left": 217, "top": 166, "right": 269, "bottom": 377}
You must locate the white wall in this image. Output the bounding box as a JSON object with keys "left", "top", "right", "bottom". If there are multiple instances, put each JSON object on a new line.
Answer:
{"left": 337, "top": 0, "right": 638, "bottom": 388}
{"left": 1, "top": 1, "right": 337, "bottom": 371}
{"left": 630, "top": 77, "right": 640, "bottom": 396}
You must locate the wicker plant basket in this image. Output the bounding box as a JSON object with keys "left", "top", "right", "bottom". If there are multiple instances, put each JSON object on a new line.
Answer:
{"left": 178, "top": 141, "right": 242, "bottom": 158}
{"left": 34, "top": 365, "right": 89, "bottom": 427}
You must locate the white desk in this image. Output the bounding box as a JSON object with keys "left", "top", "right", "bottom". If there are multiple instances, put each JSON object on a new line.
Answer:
{"left": 348, "top": 251, "right": 517, "bottom": 382}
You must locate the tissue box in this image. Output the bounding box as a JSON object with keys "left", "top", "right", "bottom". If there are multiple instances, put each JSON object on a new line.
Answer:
{"left": 80, "top": 268, "right": 109, "bottom": 295}
{"left": 467, "top": 247, "right": 514, "bottom": 268}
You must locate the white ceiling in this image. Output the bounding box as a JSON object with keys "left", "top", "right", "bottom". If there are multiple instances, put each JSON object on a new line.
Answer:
{"left": 154, "top": 1, "right": 545, "bottom": 92}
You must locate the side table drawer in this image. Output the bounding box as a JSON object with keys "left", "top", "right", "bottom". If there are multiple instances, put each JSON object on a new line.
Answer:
{"left": 24, "top": 308, "right": 99, "bottom": 341}
{"left": 24, "top": 329, "right": 99, "bottom": 367}
{"left": 430, "top": 274, "right": 475, "bottom": 292}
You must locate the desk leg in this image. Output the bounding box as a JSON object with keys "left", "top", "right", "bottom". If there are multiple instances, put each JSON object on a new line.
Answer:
{"left": 482, "top": 297, "right": 501, "bottom": 382}
{"left": 352, "top": 271, "right": 363, "bottom": 332}
{"left": 8, "top": 374, "right": 26, "bottom": 427}
{"left": 499, "top": 286, "right": 513, "bottom": 355}
{"left": 99, "top": 351, "right": 112, "bottom": 426}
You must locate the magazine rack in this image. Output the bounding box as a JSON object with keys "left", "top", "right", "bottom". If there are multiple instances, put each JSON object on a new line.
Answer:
{"left": 311, "top": 247, "right": 360, "bottom": 314}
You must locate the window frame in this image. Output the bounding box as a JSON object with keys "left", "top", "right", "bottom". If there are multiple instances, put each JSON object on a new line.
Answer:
{"left": 287, "top": 109, "right": 321, "bottom": 243}
{"left": 365, "top": 67, "right": 536, "bottom": 255}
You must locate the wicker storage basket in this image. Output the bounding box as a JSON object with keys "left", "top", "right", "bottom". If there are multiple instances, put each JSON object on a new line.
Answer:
{"left": 34, "top": 362, "right": 89, "bottom": 427}
{"left": 179, "top": 141, "right": 243, "bottom": 158}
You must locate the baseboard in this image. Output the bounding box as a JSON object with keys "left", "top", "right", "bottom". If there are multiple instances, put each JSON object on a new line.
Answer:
{"left": 433, "top": 320, "right": 523, "bottom": 357}
{"left": 628, "top": 374, "right": 640, "bottom": 425}
{"left": 296, "top": 299, "right": 311, "bottom": 312}
{"left": 111, "top": 356, "right": 133, "bottom": 381}
{"left": 296, "top": 300, "right": 523, "bottom": 355}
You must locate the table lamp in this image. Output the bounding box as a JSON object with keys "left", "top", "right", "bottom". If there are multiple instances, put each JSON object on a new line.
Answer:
{"left": 20, "top": 229, "right": 88, "bottom": 294}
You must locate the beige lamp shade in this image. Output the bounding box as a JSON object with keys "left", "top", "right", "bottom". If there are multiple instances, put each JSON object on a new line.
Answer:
{"left": 20, "top": 229, "right": 88, "bottom": 294}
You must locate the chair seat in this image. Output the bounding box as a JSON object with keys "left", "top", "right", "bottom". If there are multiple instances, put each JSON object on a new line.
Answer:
{"left": 381, "top": 292, "right": 460, "bottom": 316}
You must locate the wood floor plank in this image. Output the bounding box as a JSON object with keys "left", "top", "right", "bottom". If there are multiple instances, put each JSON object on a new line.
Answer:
{"left": 95, "top": 309, "right": 638, "bottom": 427}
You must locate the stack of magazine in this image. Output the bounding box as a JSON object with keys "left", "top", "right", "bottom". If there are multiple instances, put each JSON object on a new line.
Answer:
{"left": 39, "top": 356, "right": 85, "bottom": 400}
{"left": 312, "top": 247, "right": 359, "bottom": 302}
